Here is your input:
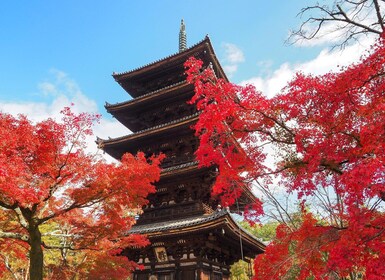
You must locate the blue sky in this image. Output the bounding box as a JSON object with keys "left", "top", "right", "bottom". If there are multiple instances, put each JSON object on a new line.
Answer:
{"left": 0, "top": 1, "right": 319, "bottom": 106}
{"left": 0, "top": 1, "right": 371, "bottom": 146}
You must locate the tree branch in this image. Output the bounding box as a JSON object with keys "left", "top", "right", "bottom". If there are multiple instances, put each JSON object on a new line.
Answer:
{"left": 38, "top": 191, "right": 110, "bottom": 225}
{"left": 289, "top": 1, "right": 384, "bottom": 48}
{"left": 336, "top": 4, "right": 382, "bottom": 34}
{"left": 13, "top": 208, "right": 29, "bottom": 229}
{"left": 373, "top": 0, "right": 385, "bottom": 31}
{"left": 41, "top": 242, "right": 99, "bottom": 251}
{"left": 0, "top": 231, "right": 29, "bottom": 242}
{"left": 0, "top": 200, "right": 17, "bottom": 210}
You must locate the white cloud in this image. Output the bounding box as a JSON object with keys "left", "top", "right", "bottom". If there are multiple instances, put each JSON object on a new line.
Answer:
{"left": 92, "top": 118, "right": 129, "bottom": 162}
{"left": 223, "top": 64, "right": 238, "bottom": 77}
{"left": 242, "top": 38, "right": 373, "bottom": 97}
{"left": 38, "top": 70, "right": 82, "bottom": 97}
{"left": 0, "top": 70, "right": 128, "bottom": 162}
{"left": 222, "top": 43, "right": 245, "bottom": 77}
{"left": 291, "top": 22, "right": 352, "bottom": 48}
{"left": 38, "top": 82, "right": 58, "bottom": 96}
{"left": 223, "top": 43, "right": 245, "bottom": 64}
{"left": 256, "top": 60, "right": 274, "bottom": 76}
{"left": 1, "top": 70, "right": 98, "bottom": 121}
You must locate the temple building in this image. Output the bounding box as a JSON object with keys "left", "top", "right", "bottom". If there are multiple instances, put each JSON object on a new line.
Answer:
{"left": 98, "top": 21, "right": 265, "bottom": 280}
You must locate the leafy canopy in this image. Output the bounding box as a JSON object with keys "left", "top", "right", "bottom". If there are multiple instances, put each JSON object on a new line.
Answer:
{"left": 0, "top": 107, "right": 164, "bottom": 279}
{"left": 185, "top": 35, "right": 385, "bottom": 279}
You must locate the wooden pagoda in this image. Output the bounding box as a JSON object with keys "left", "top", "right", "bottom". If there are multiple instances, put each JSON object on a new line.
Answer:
{"left": 98, "top": 22, "right": 265, "bottom": 280}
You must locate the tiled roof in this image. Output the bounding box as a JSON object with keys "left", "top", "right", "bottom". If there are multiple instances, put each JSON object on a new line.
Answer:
{"left": 129, "top": 209, "right": 228, "bottom": 234}
{"left": 105, "top": 81, "right": 187, "bottom": 110}
{"left": 112, "top": 36, "right": 210, "bottom": 78}
{"left": 98, "top": 112, "right": 199, "bottom": 145}
{"left": 161, "top": 161, "right": 199, "bottom": 174}
{"left": 129, "top": 209, "right": 266, "bottom": 248}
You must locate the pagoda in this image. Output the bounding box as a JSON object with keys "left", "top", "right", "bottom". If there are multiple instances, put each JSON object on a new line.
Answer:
{"left": 98, "top": 21, "right": 265, "bottom": 280}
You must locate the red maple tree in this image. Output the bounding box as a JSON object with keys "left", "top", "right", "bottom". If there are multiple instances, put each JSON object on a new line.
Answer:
{"left": 0, "top": 107, "right": 163, "bottom": 280}
{"left": 185, "top": 37, "right": 385, "bottom": 279}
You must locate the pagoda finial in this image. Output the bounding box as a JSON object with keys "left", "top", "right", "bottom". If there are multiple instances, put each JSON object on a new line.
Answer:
{"left": 179, "top": 19, "right": 187, "bottom": 52}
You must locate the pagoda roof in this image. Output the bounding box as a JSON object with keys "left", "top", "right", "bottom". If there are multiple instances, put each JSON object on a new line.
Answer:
{"left": 105, "top": 81, "right": 189, "bottom": 112}
{"left": 112, "top": 36, "right": 228, "bottom": 98}
{"left": 99, "top": 113, "right": 198, "bottom": 146}
{"left": 97, "top": 113, "right": 198, "bottom": 160}
{"left": 161, "top": 161, "right": 199, "bottom": 176}
{"left": 105, "top": 81, "right": 195, "bottom": 132}
{"left": 129, "top": 209, "right": 265, "bottom": 254}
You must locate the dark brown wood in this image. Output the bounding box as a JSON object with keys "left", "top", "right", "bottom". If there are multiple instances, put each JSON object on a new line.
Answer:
{"left": 28, "top": 224, "right": 43, "bottom": 280}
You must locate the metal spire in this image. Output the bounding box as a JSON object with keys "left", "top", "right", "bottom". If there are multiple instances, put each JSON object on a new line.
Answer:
{"left": 179, "top": 19, "right": 187, "bottom": 52}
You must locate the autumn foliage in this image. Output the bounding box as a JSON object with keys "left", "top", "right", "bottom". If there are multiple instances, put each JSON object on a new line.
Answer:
{"left": 0, "top": 108, "right": 163, "bottom": 279}
{"left": 185, "top": 37, "right": 385, "bottom": 279}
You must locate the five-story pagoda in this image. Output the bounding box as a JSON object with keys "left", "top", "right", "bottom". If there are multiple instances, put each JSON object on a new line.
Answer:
{"left": 98, "top": 21, "right": 265, "bottom": 280}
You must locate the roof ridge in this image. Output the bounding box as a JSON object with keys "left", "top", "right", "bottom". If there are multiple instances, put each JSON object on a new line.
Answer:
{"left": 105, "top": 81, "right": 187, "bottom": 109}
{"left": 112, "top": 36, "right": 210, "bottom": 78}
{"left": 98, "top": 112, "right": 199, "bottom": 144}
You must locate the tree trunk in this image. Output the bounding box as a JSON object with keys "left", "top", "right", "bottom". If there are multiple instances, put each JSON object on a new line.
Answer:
{"left": 28, "top": 226, "right": 43, "bottom": 280}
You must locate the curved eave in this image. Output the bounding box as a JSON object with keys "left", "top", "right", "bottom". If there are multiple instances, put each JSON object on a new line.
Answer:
{"left": 224, "top": 214, "right": 266, "bottom": 253}
{"left": 161, "top": 161, "right": 199, "bottom": 177}
{"left": 105, "top": 81, "right": 190, "bottom": 113}
{"left": 112, "top": 36, "right": 228, "bottom": 97}
{"left": 101, "top": 114, "right": 197, "bottom": 146}
{"left": 203, "top": 36, "right": 228, "bottom": 82}
{"left": 130, "top": 210, "right": 265, "bottom": 254}
{"left": 98, "top": 114, "right": 198, "bottom": 159}
{"left": 113, "top": 36, "right": 228, "bottom": 82}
